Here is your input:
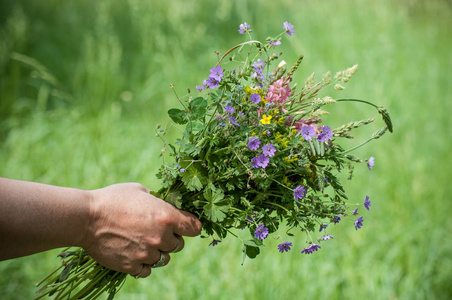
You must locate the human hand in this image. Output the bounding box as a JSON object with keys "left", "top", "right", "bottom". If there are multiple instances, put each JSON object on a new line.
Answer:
{"left": 83, "top": 183, "right": 202, "bottom": 278}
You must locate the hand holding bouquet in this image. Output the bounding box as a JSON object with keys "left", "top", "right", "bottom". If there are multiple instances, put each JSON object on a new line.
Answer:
{"left": 36, "top": 22, "right": 392, "bottom": 299}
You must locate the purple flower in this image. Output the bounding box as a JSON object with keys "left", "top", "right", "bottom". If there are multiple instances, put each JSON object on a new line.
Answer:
{"left": 180, "top": 169, "right": 186, "bottom": 173}
{"left": 334, "top": 216, "right": 341, "bottom": 224}
{"left": 352, "top": 208, "right": 358, "bottom": 215}
{"left": 254, "top": 224, "right": 269, "bottom": 240}
{"left": 262, "top": 143, "right": 276, "bottom": 157}
{"left": 300, "top": 125, "right": 316, "bottom": 140}
{"left": 205, "top": 78, "right": 219, "bottom": 89}
{"left": 251, "top": 157, "right": 259, "bottom": 168}
{"left": 238, "top": 111, "right": 246, "bottom": 118}
{"left": 366, "top": 157, "right": 375, "bottom": 170}
{"left": 283, "top": 22, "right": 295, "bottom": 36}
{"left": 252, "top": 59, "right": 265, "bottom": 70}
{"left": 209, "top": 66, "right": 223, "bottom": 82}
{"left": 319, "top": 224, "right": 328, "bottom": 232}
{"left": 293, "top": 185, "right": 306, "bottom": 201}
{"left": 196, "top": 84, "right": 206, "bottom": 92}
{"left": 224, "top": 105, "right": 235, "bottom": 114}
{"left": 257, "top": 154, "right": 270, "bottom": 168}
{"left": 238, "top": 22, "right": 251, "bottom": 34}
{"left": 317, "top": 125, "right": 333, "bottom": 142}
{"left": 364, "top": 195, "right": 371, "bottom": 211}
{"left": 247, "top": 211, "right": 258, "bottom": 223}
{"left": 301, "top": 244, "right": 321, "bottom": 254}
{"left": 250, "top": 93, "right": 261, "bottom": 104}
{"left": 248, "top": 137, "right": 261, "bottom": 150}
{"left": 278, "top": 242, "right": 293, "bottom": 253}
{"left": 229, "top": 116, "right": 239, "bottom": 126}
{"left": 251, "top": 68, "right": 266, "bottom": 83}
{"left": 354, "top": 216, "right": 364, "bottom": 230}
{"left": 269, "top": 40, "right": 282, "bottom": 46}
{"left": 209, "top": 240, "right": 221, "bottom": 246}
{"left": 322, "top": 235, "right": 334, "bottom": 241}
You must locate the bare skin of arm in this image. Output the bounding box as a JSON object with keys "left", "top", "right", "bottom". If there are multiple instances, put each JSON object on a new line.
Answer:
{"left": 0, "top": 178, "right": 202, "bottom": 278}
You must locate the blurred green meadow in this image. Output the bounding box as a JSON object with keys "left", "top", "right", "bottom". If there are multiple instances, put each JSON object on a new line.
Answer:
{"left": 1, "top": 0, "right": 451, "bottom": 299}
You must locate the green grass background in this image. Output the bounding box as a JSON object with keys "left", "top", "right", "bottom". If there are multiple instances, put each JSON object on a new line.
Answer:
{"left": 1, "top": 0, "right": 451, "bottom": 299}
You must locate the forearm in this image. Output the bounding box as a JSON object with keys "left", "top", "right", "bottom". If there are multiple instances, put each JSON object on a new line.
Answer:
{"left": 0, "top": 178, "right": 91, "bottom": 260}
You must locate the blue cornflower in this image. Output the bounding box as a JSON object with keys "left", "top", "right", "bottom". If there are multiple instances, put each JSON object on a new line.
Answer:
{"left": 319, "top": 224, "right": 328, "bottom": 232}
{"left": 262, "top": 143, "right": 276, "bottom": 157}
{"left": 283, "top": 22, "right": 295, "bottom": 36}
{"left": 257, "top": 154, "right": 270, "bottom": 168}
{"left": 293, "top": 185, "right": 306, "bottom": 201}
{"left": 354, "top": 216, "right": 364, "bottom": 230}
{"left": 248, "top": 137, "right": 261, "bottom": 150}
{"left": 364, "top": 195, "right": 371, "bottom": 211}
{"left": 238, "top": 22, "right": 251, "bottom": 34}
{"left": 322, "top": 235, "right": 334, "bottom": 241}
{"left": 254, "top": 224, "right": 269, "bottom": 240}
{"left": 224, "top": 105, "right": 235, "bottom": 114}
{"left": 366, "top": 157, "right": 375, "bottom": 170}
{"left": 250, "top": 93, "right": 261, "bottom": 104}
{"left": 300, "top": 125, "right": 316, "bottom": 140}
{"left": 301, "top": 244, "right": 321, "bottom": 254}
{"left": 251, "top": 157, "right": 259, "bottom": 168}
{"left": 278, "top": 242, "right": 293, "bottom": 253}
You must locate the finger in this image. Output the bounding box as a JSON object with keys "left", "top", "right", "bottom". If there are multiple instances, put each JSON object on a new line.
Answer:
{"left": 146, "top": 252, "right": 170, "bottom": 268}
{"left": 172, "top": 209, "right": 203, "bottom": 237}
{"left": 169, "top": 234, "right": 184, "bottom": 253}
{"left": 157, "top": 232, "right": 183, "bottom": 253}
{"left": 133, "top": 264, "right": 152, "bottom": 279}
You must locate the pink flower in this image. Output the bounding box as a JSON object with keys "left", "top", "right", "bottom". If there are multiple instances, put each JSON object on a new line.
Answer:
{"left": 265, "top": 78, "right": 292, "bottom": 104}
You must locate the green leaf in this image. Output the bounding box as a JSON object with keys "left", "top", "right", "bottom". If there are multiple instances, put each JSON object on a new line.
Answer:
{"left": 188, "top": 121, "right": 204, "bottom": 133}
{"left": 242, "top": 243, "right": 261, "bottom": 264}
{"left": 188, "top": 97, "right": 207, "bottom": 120}
{"left": 203, "top": 186, "right": 229, "bottom": 222}
{"left": 165, "top": 191, "right": 182, "bottom": 209}
{"left": 180, "top": 167, "right": 204, "bottom": 191}
{"left": 204, "top": 186, "right": 225, "bottom": 204}
{"left": 245, "top": 245, "right": 260, "bottom": 258}
{"left": 203, "top": 202, "right": 228, "bottom": 222}
{"left": 168, "top": 108, "right": 188, "bottom": 125}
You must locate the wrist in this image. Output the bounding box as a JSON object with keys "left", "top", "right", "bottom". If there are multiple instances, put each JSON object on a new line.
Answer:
{"left": 77, "top": 189, "right": 97, "bottom": 250}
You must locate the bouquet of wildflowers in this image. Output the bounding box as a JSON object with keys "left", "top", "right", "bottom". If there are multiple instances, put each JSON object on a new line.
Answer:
{"left": 35, "top": 22, "right": 392, "bottom": 299}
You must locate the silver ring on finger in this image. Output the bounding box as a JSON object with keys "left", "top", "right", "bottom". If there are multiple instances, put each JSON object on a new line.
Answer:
{"left": 151, "top": 251, "right": 166, "bottom": 268}
{"left": 170, "top": 235, "right": 181, "bottom": 253}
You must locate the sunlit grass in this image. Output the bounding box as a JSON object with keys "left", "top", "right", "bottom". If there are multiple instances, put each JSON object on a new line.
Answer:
{"left": 0, "top": 0, "right": 451, "bottom": 299}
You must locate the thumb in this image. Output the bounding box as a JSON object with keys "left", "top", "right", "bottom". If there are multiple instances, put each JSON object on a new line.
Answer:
{"left": 172, "top": 209, "right": 202, "bottom": 237}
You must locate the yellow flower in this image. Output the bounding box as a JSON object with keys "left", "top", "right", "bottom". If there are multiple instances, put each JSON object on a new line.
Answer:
{"left": 283, "top": 176, "right": 292, "bottom": 187}
{"left": 260, "top": 114, "right": 272, "bottom": 125}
